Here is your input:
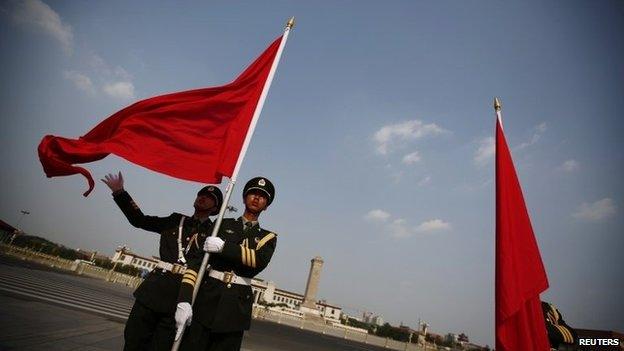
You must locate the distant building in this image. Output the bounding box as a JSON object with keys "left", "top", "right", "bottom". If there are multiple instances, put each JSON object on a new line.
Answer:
{"left": 445, "top": 333, "right": 458, "bottom": 344}
{"left": 371, "top": 315, "right": 384, "bottom": 326}
{"left": 111, "top": 246, "right": 159, "bottom": 271}
{"left": 250, "top": 279, "right": 342, "bottom": 322}
{"left": 75, "top": 248, "right": 108, "bottom": 262}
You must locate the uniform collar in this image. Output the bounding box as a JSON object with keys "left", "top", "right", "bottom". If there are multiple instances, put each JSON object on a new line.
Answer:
{"left": 239, "top": 216, "right": 259, "bottom": 228}
{"left": 192, "top": 215, "right": 212, "bottom": 225}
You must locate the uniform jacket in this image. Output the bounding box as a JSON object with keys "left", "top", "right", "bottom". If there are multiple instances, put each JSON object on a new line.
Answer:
{"left": 542, "top": 301, "right": 576, "bottom": 348}
{"left": 113, "top": 190, "right": 212, "bottom": 314}
{"left": 178, "top": 217, "right": 277, "bottom": 332}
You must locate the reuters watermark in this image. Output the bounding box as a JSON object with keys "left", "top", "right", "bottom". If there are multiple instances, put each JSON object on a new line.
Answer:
{"left": 577, "top": 338, "right": 621, "bottom": 350}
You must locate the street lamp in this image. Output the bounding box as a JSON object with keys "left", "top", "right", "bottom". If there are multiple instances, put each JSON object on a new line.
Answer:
{"left": 16, "top": 210, "right": 30, "bottom": 228}
{"left": 10, "top": 210, "right": 30, "bottom": 245}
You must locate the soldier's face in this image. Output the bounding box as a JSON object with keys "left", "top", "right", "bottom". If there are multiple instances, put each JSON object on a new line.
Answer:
{"left": 194, "top": 194, "right": 216, "bottom": 212}
{"left": 244, "top": 190, "right": 268, "bottom": 213}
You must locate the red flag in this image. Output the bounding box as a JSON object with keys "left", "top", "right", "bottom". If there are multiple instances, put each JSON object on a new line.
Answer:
{"left": 38, "top": 36, "right": 283, "bottom": 196}
{"left": 495, "top": 116, "right": 550, "bottom": 350}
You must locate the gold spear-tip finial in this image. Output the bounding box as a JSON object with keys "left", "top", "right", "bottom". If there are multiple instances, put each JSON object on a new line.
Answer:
{"left": 494, "top": 97, "right": 502, "bottom": 111}
{"left": 286, "top": 17, "right": 295, "bottom": 29}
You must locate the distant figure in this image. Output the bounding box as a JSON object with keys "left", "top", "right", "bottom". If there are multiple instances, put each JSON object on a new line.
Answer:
{"left": 175, "top": 177, "right": 278, "bottom": 351}
{"left": 542, "top": 301, "right": 577, "bottom": 350}
{"left": 102, "top": 172, "right": 222, "bottom": 351}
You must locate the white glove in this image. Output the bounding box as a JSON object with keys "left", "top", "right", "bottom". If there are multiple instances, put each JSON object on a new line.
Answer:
{"left": 174, "top": 302, "right": 192, "bottom": 341}
{"left": 203, "top": 236, "right": 225, "bottom": 253}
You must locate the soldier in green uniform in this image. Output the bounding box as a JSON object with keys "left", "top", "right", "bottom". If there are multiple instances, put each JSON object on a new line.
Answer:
{"left": 101, "top": 172, "right": 223, "bottom": 351}
{"left": 175, "top": 177, "right": 278, "bottom": 351}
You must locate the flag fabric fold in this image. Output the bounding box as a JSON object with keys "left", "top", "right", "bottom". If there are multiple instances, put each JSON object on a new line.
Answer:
{"left": 38, "top": 36, "right": 283, "bottom": 196}
{"left": 495, "top": 117, "right": 550, "bottom": 351}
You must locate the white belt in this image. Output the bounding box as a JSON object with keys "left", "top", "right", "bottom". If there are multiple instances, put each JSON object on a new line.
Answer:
{"left": 156, "top": 261, "right": 186, "bottom": 274}
{"left": 208, "top": 269, "right": 251, "bottom": 286}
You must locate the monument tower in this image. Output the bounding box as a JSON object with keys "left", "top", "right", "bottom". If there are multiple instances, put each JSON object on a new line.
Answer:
{"left": 300, "top": 256, "right": 324, "bottom": 315}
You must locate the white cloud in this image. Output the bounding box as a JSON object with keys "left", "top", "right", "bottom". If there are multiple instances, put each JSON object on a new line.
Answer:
{"left": 373, "top": 120, "right": 447, "bottom": 155}
{"left": 414, "top": 219, "right": 452, "bottom": 233}
{"left": 388, "top": 218, "right": 411, "bottom": 238}
{"left": 573, "top": 198, "right": 616, "bottom": 222}
{"left": 63, "top": 71, "right": 94, "bottom": 94}
{"left": 86, "top": 53, "right": 136, "bottom": 99}
{"left": 560, "top": 159, "right": 580, "bottom": 172}
{"left": 417, "top": 176, "right": 431, "bottom": 187}
{"left": 89, "top": 54, "right": 132, "bottom": 80}
{"left": 10, "top": 0, "right": 73, "bottom": 54}
{"left": 382, "top": 217, "right": 452, "bottom": 238}
{"left": 402, "top": 151, "right": 421, "bottom": 165}
{"left": 517, "top": 122, "right": 547, "bottom": 150}
{"left": 103, "top": 81, "right": 135, "bottom": 100}
{"left": 365, "top": 209, "right": 391, "bottom": 222}
{"left": 474, "top": 136, "right": 495, "bottom": 166}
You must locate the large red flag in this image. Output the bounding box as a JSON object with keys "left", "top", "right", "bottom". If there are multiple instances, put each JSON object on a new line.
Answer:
{"left": 495, "top": 116, "right": 550, "bottom": 350}
{"left": 38, "top": 36, "right": 283, "bottom": 196}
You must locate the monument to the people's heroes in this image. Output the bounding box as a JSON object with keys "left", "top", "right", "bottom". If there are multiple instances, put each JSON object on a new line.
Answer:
{"left": 300, "top": 256, "right": 324, "bottom": 317}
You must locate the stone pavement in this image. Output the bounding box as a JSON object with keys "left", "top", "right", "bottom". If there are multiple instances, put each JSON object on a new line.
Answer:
{"left": 0, "top": 294, "right": 124, "bottom": 350}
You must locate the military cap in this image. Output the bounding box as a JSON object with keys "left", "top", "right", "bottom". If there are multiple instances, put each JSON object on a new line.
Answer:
{"left": 197, "top": 185, "right": 223, "bottom": 215}
{"left": 243, "top": 177, "right": 275, "bottom": 206}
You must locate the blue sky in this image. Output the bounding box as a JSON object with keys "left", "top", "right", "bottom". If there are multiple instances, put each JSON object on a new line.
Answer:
{"left": 1, "top": 0, "right": 623, "bottom": 346}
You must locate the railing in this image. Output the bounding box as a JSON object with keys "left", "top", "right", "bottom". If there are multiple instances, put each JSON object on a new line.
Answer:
{"left": 252, "top": 306, "right": 441, "bottom": 351}
{"left": 0, "top": 243, "right": 143, "bottom": 288}
{"left": 1, "top": 243, "right": 450, "bottom": 350}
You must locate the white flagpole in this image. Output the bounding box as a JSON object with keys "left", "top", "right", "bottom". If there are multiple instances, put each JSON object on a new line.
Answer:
{"left": 171, "top": 18, "right": 294, "bottom": 350}
{"left": 494, "top": 97, "right": 503, "bottom": 128}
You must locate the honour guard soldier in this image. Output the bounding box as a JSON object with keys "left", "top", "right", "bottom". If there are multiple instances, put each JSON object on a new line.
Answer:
{"left": 101, "top": 172, "right": 223, "bottom": 351}
{"left": 175, "top": 177, "right": 278, "bottom": 351}
{"left": 542, "top": 301, "right": 577, "bottom": 350}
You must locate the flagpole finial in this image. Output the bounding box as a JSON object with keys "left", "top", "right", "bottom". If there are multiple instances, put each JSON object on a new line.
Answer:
{"left": 286, "top": 17, "right": 295, "bottom": 30}
{"left": 494, "top": 97, "right": 502, "bottom": 112}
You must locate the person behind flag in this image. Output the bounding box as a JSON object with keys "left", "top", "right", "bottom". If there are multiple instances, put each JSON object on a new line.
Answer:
{"left": 541, "top": 301, "right": 577, "bottom": 349}
{"left": 174, "top": 177, "right": 278, "bottom": 351}
{"left": 101, "top": 172, "right": 223, "bottom": 351}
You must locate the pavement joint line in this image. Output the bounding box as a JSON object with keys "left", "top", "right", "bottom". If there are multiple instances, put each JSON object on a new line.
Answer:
{"left": 0, "top": 324, "right": 114, "bottom": 342}
{"left": 3, "top": 323, "right": 122, "bottom": 347}
{"left": 0, "top": 279, "right": 133, "bottom": 310}
{"left": 0, "top": 278, "right": 133, "bottom": 306}
{"left": 0, "top": 283, "right": 132, "bottom": 315}
{"left": 0, "top": 287, "right": 129, "bottom": 320}
{"left": 0, "top": 267, "right": 137, "bottom": 296}
{"left": 0, "top": 270, "right": 135, "bottom": 299}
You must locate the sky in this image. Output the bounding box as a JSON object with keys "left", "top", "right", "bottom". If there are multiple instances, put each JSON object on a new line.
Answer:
{"left": 1, "top": 0, "right": 623, "bottom": 346}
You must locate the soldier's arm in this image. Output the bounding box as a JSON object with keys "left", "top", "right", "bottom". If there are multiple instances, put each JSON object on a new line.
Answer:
{"left": 220, "top": 232, "right": 278, "bottom": 275}
{"left": 544, "top": 306, "right": 575, "bottom": 346}
{"left": 112, "top": 190, "right": 174, "bottom": 233}
{"left": 554, "top": 309, "right": 576, "bottom": 344}
{"left": 177, "top": 251, "right": 203, "bottom": 304}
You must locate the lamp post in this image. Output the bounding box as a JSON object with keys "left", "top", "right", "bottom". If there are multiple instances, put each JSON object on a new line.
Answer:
{"left": 16, "top": 210, "right": 30, "bottom": 228}
{"left": 9, "top": 210, "right": 30, "bottom": 244}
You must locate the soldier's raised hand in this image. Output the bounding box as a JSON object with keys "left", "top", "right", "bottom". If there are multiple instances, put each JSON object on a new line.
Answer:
{"left": 101, "top": 172, "right": 124, "bottom": 193}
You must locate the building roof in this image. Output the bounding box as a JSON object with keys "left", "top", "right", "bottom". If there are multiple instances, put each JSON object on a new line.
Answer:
{"left": 0, "top": 219, "right": 17, "bottom": 233}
